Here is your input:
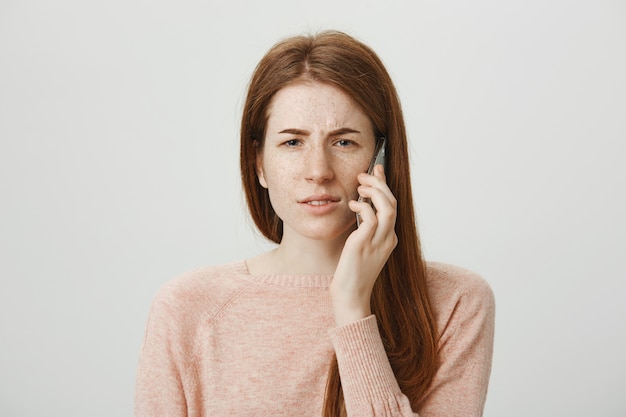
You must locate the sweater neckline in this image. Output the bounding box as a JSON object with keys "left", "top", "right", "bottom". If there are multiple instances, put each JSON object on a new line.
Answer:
{"left": 233, "top": 260, "right": 334, "bottom": 288}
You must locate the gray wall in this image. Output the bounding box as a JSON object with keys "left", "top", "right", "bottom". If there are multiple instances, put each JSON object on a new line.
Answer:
{"left": 1, "top": 0, "right": 624, "bottom": 415}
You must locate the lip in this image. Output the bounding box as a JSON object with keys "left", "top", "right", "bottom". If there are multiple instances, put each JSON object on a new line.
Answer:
{"left": 298, "top": 194, "right": 341, "bottom": 204}
{"left": 298, "top": 194, "right": 342, "bottom": 214}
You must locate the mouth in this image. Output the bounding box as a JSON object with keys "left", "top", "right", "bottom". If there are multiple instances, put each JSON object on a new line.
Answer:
{"left": 298, "top": 195, "right": 341, "bottom": 206}
{"left": 305, "top": 200, "right": 336, "bottom": 206}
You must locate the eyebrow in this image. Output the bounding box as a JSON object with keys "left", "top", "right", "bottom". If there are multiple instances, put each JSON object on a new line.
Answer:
{"left": 278, "top": 127, "right": 361, "bottom": 136}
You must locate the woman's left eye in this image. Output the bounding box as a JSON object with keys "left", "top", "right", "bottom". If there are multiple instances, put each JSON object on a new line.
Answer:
{"left": 336, "top": 139, "right": 353, "bottom": 147}
{"left": 284, "top": 139, "right": 301, "bottom": 147}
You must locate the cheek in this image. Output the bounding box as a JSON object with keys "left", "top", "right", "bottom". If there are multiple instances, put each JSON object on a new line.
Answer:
{"left": 262, "top": 156, "right": 290, "bottom": 184}
{"left": 260, "top": 154, "right": 301, "bottom": 193}
{"left": 339, "top": 154, "right": 371, "bottom": 177}
{"left": 337, "top": 157, "right": 370, "bottom": 197}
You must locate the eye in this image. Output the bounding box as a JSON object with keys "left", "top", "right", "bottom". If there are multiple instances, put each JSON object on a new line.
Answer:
{"left": 335, "top": 139, "right": 354, "bottom": 147}
{"left": 283, "top": 139, "right": 302, "bottom": 147}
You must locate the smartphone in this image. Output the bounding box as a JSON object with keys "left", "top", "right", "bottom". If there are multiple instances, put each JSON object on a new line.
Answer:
{"left": 356, "top": 137, "right": 387, "bottom": 226}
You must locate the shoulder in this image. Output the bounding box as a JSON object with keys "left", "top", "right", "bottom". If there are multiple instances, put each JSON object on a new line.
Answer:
{"left": 425, "top": 262, "right": 494, "bottom": 301}
{"left": 416, "top": 263, "right": 495, "bottom": 413}
{"left": 149, "top": 261, "right": 254, "bottom": 325}
{"left": 425, "top": 262, "right": 495, "bottom": 336}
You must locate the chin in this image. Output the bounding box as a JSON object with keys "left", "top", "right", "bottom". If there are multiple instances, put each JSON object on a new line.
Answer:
{"left": 299, "top": 219, "right": 357, "bottom": 242}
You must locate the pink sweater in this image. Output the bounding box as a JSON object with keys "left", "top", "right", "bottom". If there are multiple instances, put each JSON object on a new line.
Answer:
{"left": 135, "top": 261, "right": 495, "bottom": 416}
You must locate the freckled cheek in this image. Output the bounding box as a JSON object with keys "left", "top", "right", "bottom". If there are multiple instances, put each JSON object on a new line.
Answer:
{"left": 261, "top": 154, "right": 301, "bottom": 184}
{"left": 337, "top": 152, "right": 372, "bottom": 173}
{"left": 339, "top": 159, "right": 370, "bottom": 199}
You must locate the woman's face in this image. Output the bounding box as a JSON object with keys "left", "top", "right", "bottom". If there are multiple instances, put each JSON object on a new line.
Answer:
{"left": 256, "top": 81, "right": 376, "bottom": 243}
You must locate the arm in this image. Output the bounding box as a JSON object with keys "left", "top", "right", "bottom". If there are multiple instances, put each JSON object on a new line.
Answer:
{"left": 134, "top": 286, "right": 190, "bottom": 417}
{"left": 330, "top": 164, "right": 416, "bottom": 415}
{"left": 329, "top": 316, "right": 419, "bottom": 416}
{"left": 331, "top": 166, "right": 495, "bottom": 416}
{"left": 329, "top": 276, "right": 495, "bottom": 417}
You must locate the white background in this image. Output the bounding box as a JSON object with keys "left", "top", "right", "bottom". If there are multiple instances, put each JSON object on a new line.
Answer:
{"left": 1, "top": 0, "right": 624, "bottom": 416}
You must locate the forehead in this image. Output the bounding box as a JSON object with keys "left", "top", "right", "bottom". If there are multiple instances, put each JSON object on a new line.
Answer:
{"left": 265, "top": 82, "right": 372, "bottom": 132}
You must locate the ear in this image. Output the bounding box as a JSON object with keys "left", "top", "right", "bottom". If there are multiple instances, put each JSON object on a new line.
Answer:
{"left": 254, "top": 141, "right": 268, "bottom": 189}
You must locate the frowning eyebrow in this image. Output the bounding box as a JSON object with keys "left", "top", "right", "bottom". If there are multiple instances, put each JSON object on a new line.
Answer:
{"left": 278, "top": 127, "right": 361, "bottom": 136}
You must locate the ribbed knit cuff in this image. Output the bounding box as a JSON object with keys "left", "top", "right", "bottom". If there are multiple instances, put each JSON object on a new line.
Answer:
{"left": 328, "top": 315, "right": 402, "bottom": 413}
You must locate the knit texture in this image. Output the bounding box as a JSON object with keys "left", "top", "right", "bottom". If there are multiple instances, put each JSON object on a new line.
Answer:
{"left": 135, "top": 261, "right": 495, "bottom": 416}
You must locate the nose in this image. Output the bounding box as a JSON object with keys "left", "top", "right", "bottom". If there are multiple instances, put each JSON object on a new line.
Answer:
{"left": 304, "top": 146, "right": 334, "bottom": 183}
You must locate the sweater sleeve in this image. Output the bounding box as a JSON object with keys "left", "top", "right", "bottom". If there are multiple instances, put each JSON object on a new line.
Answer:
{"left": 134, "top": 285, "right": 191, "bottom": 417}
{"left": 329, "top": 274, "right": 495, "bottom": 417}
{"left": 329, "top": 315, "right": 418, "bottom": 416}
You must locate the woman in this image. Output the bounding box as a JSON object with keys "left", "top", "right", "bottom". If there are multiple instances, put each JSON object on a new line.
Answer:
{"left": 135, "top": 30, "right": 495, "bottom": 416}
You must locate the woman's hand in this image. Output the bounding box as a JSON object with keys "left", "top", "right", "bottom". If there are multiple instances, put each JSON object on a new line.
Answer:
{"left": 330, "top": 164, "right": 398, "bottom": 327}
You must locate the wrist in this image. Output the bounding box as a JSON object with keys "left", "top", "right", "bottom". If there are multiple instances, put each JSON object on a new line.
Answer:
{"left": 329, "top": 276, "right": 373, "bottom": 326}
{"left": 331, "top": 301, "right": 372, "bottom": 327}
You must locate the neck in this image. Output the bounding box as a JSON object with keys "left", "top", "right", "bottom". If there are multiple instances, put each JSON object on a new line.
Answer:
{"left": 250, "top": 228, "right": 352, "bottom": 275}
{"left": 278, "top": 237, "right": 344, "bottom": 275}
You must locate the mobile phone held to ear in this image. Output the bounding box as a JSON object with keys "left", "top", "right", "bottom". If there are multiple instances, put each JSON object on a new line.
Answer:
{"left": 356, "top": 137, "right": 387, "bottom": 226}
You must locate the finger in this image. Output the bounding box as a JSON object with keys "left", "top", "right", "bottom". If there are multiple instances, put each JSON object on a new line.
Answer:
{"left": 348, "top": 198, "right": 397, "bottom": 259}
{"left": 356, "top": 183, "right": 397, "bottom": 220}
{"left": 358, "top": 165, "right": 394, "bottom": 202}
{"left": 349, "top": 200, "right": 378, "bottom": 234}
{"left": 356, "top": 186, "right": 396, "bottom": 243}
{"left": 373, "top": 163, "right": 386, "bottom": 180}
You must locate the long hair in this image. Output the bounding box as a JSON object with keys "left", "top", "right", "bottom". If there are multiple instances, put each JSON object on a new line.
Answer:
{"left": 240, "top": 30, "right": 439, "bottom": 415}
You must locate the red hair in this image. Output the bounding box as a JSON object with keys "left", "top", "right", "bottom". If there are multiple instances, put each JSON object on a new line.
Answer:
{"left": 240, "top": 31, "right": 439, "bottom": 415}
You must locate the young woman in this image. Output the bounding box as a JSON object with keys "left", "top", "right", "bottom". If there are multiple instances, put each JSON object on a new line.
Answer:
{"left": 135, "top": 30, "right": 495, "bottom": 417}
